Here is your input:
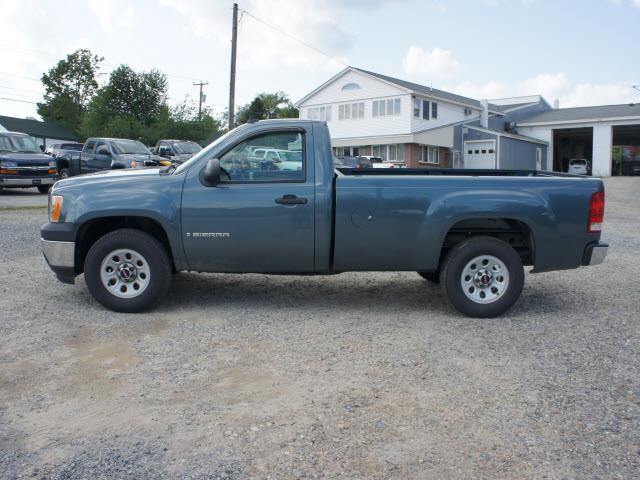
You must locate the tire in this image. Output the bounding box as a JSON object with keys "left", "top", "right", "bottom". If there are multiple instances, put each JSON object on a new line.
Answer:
{"left": 37, "top": 185, "right": 51, "bottom": 194}
{"left": 59, "top": 168, "right": 70, "bottom": 179}
{"left": 440, "top": 236, "right": 524, "bottom": 318}
{"left": 417, "top": 271, "right": 439, "bottom": 283}
{"left": 84, "top": 228, "right": 172, "bottom": 313}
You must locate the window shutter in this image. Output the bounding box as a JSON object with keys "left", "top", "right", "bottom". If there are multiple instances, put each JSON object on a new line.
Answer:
{"left": 432, "top": 102, "right": 438, "bottom": 119}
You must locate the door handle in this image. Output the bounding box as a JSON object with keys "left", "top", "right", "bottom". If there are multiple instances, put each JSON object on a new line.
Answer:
{"left": 275, "top": 194, "right": 308, "bottom": 205}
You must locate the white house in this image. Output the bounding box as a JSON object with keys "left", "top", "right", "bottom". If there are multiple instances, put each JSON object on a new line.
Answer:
{"left": 296, "top": 67, "right": 549, "bottom": 170}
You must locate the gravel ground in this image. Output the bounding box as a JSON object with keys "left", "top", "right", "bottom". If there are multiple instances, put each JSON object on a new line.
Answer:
{"left": 0, "top": 188, "right": 48, "bottom": 209}
{"left": 1, "top": 177, "right": 639, "bottom": 479}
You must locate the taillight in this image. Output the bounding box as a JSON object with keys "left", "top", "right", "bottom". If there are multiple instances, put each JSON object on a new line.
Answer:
{"left": 588, "top": 191, "right": 605, "bottom": 232}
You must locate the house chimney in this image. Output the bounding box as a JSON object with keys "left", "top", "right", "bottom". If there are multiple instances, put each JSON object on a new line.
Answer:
{"left": 554, "top": 99, "right": 560, "bottom": 109}
{"left": 480, "top": 99, "right": 489, "bottom": 128}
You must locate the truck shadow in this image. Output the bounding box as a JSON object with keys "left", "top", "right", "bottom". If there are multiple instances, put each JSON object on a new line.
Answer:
{"left": 156, "top": 272, "right": 578, "bottom": 319}
{"left": 161, "top": 272, "right": 452, "bottom": 315}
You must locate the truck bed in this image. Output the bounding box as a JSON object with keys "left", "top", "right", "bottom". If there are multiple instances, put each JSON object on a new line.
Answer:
{"left": 336, "top": 168, "right": 588, "bottom": 178}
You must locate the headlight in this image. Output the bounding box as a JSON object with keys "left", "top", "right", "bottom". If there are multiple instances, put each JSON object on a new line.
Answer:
{"left": 0, "top": 160, "right": 18, "bottom": 168}
{"left": 50, "top": 195, "right": 63, "bottom": 223}
{"left": 49, "top": 160, "right": 56, "bottom": 168}
{"left": 130, "top": 160, "right": 138, "bottom": 168}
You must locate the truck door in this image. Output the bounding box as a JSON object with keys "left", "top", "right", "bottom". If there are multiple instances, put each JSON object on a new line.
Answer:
{"left": 181, "top": 129, "right": 315, "bottom": 272}
{"left": 91, "top": 141, "right": 112, "bottom": 171}
{"left": 80, "top": 140, "right": 95, "bottom": 174}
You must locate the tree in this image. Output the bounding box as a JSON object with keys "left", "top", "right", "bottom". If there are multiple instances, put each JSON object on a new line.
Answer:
{"left": 37, "top": 49, "right": 103, "bottom": 134}
{"left": 235, "top": 92, "right": 298, "bottom": 125}
{"left": 82, "top": 65, "right": 169, "bottom": 143}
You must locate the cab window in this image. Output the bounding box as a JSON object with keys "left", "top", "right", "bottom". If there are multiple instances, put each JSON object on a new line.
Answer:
{"left": 219, "top": 131, "right": 304, "bottom": 182}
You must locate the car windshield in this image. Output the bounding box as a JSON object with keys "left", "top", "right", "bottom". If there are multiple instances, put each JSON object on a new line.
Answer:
{"left": 174, "top": 141, "right": 202, "bottom": 154}
{"left": 111, "top": 139, "right": 150, "bottom": 155}
{"left": 0, "top": 134, "right": 41, "bottom": 153}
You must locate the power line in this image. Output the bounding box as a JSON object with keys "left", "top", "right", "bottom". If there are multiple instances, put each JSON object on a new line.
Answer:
{"left": 0, "top": 97, "right": 39, "bottom": 104}
{"left": 0, "top": 71, "right": 41, "bottom": 82}
{"left": 0, "top": 84, "right": 43, "bottom": 94}
{"left": 237, "top": 8, "right": 348, "bottom": 67}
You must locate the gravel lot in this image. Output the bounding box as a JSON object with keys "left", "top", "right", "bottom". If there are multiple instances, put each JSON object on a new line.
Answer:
{"left": 1, "top": 178, "right": 639, "bottom": 479}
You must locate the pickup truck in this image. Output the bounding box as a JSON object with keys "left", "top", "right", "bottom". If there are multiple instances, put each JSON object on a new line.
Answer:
{"left": 40, "top": 119, "right": 608, "bottom": 318}
{"left": 57, "top": 137, "right": 171, "bottom": 178}
{"left": 153, "top": 139, "right": 203, "bottom": 163}
{"left": 1, "top": 131, "right": 58, "bottom": 193}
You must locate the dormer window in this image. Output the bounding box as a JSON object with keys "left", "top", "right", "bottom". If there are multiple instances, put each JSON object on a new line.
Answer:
{"left": 341, "top": 82, "right": 361, "bottom": 91}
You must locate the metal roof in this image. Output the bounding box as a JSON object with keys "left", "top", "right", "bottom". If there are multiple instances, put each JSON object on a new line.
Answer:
{"left": 519, "top": 103, "right": 640, "bottom": 125}
{"left": 0, "top": 115, "right": 77, "bottom": 141}
{"left": 352, "top": 67, "right": 501, "bottom": 111}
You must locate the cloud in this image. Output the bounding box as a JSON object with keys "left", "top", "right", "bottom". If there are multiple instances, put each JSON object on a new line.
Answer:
{"left": 87, "top": 0, "right": 135, "bottom": 33}
{"left": 451, "top": 73, "right": 636, "bottom": 107}
{"left": 402, "top": 46, "right": 461, "bottom": 82}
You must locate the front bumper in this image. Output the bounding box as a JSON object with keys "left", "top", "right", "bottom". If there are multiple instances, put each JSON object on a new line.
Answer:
{"left": 582, "top": 242, "right": 608, "bottom": 266}
{"left": 0, "top": 176, "right": 57, "bottom": 187}
{"left": 41, "top": 223, "right": 77, "bottom": 284}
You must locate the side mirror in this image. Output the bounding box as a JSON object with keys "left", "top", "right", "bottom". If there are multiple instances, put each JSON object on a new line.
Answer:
{"left": 39, "top": 145, "right": 45, "bottom": 152}
{"left": 200, "top": 158, "right": 221, "bottom": 187}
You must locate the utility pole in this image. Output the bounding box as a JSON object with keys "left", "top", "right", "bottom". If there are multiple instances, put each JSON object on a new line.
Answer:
{"left": 228, "top": 2, "right": 238, "bottom": 130}
{"left": 193, "top": 80, "right": 208, "bottom": 121}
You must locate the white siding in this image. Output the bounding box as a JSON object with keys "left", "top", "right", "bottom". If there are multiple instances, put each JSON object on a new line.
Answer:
{"left": 410, "top": 97, "right": 478, "bottom": 132}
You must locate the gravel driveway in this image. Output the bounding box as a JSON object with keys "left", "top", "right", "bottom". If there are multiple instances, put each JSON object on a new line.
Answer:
{"left": 1, "top": 178, "right": 639, "bottom": 479}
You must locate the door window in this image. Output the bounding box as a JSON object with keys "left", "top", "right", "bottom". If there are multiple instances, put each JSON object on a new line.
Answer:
{"left": 219, "top": 131, "right": 305, "bottom": 182}
{"left": 84, "top": 141, "right": 95, "bottom": 153}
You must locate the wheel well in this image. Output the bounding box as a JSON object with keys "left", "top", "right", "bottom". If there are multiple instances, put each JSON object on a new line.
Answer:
{"left": 75, "top": 216, "right": 175, "bottom": 274}
{"left": 440, "top": 218, "right": 534, "bottom": 267}
{"left": 57, "top": 158, "right": 69, "bottom": 168}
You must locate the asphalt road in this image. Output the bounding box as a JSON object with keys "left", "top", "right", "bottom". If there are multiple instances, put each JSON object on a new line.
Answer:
{"left": 1, "top": 178, "right": 639, "bottom": 479}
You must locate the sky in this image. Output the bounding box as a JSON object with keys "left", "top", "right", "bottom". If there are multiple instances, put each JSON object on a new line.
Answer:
{"left": 1, "top": 0, "right": 640, "bottom": 121}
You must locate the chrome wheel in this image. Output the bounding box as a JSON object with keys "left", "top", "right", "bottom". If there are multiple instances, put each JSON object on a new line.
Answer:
{"left": 460, "top": 255, "right": 509, "bottom": 304}
{"left": 99, "top": 248, "right": 150, "bottom": 298}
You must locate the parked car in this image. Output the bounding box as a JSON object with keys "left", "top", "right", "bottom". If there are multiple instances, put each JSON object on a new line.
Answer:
{"left": 154, "top": 139, "right": 203, "bottom": 163}
{"left": 41, "top": 119, "right": 608, "bottom": 318}
{"left": 568, "top": 159, "right": 590, "bottom": 175}
{"left": 361, "top": 155, "right": 403, "bottom": 168}
{"left": 0, "top": 131, "right": 58, "bottom": 193}
{"left": 335, "top": 155, "right": 373, "bottom": 169}
{"left": 45, "top": 142, "right": 83, "bottom": 158}
{"left": 56, "top": 137, "right": 172, "bottom": 178}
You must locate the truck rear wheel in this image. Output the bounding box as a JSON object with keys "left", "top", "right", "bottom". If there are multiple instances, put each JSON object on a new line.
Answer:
{"left": 440, "top": 236, "right": 524, "bottom": 318}
{"left": 37, "top": 185, "right": 51, "bottom": 194}
{"left": 84, "top": 229, "right": 171, "bottom": 313}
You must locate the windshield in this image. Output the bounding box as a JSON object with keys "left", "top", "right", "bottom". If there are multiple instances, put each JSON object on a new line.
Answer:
{"left": 111, "top": 139, "right": 150, "bottom": 155}
{"left": 174, "top": 141, "right": 202, "bottom": 154}
{"left": 174, "top": 128, "right": 238, "bottom": 175}
{"left": 0, "top": 134, "right": 41, "bottom": 153}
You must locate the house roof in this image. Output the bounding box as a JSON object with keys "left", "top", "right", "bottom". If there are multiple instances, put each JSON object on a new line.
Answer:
{"left": 0, "top": 115, "right": 77, "bottom": 141}
{"left": 296, "top": 66, "right": 502, "bottom": 112}
{"left": 352, "top": 67, "right": 501, "bottom": 111}
{"left": 518, "top": 103, "right": 640, "bottom": 125}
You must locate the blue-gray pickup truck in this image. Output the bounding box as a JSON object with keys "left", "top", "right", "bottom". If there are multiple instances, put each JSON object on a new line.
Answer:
{"left": 40, "top": 119, "right": 608, "bottom": 317}
{"left": 1, "top": 131, "right": 58, "bottom": 193}
{"left": 56, "top": 137, "right": 171, "bottom": 178}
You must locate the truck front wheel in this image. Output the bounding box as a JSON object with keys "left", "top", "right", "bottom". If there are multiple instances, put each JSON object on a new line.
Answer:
{"left": 84, "top": 229, "right": 172, "bottom": 313}
{"left": 440, "top": 236, "right": 524, "bottom": 318}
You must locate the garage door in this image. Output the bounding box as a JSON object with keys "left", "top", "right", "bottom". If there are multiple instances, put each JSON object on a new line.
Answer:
{"left": 464, "top": 140, "right": 496, "bottom": 169}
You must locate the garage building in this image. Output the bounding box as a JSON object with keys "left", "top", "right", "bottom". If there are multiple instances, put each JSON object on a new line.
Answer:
{"left": 517, "top": 104, "right": 640, "bottom": 176}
